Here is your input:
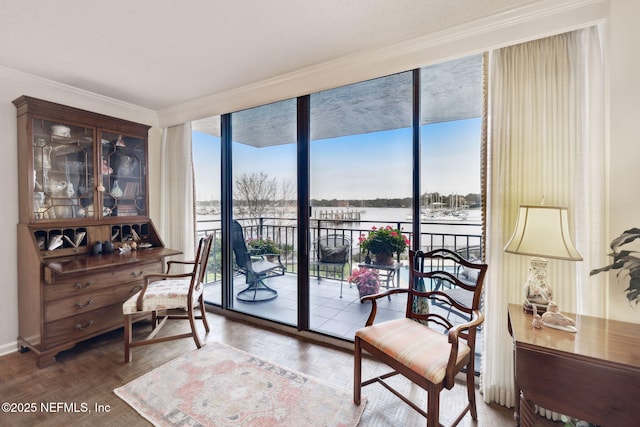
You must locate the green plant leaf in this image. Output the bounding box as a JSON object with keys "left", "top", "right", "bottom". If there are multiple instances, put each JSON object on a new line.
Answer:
{"left": 589, "top": 260, "right": 625, "bottom": 275}
{"left": 610, "top": 228, "right": 640, "bottom": 251}
{"left": 625, "top": 277, "right": 640, "bottom": 305}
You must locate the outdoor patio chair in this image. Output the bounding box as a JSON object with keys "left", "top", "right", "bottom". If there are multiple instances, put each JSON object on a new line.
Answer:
{"left": 123, "top": 234, "right": 213, "bottom": 362}
{"left": 310, "top": 234, "right": 352, "bottom": 298}
{"left": 354, "top": 248, "right": 487, "bottom": 426}
{"left": 232, "top": 220, "right": 286, "bottom": 302}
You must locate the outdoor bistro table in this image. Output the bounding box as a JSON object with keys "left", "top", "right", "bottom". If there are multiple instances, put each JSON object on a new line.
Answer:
{"left": 357, "top": 261, "right": 402, "bottom": 290}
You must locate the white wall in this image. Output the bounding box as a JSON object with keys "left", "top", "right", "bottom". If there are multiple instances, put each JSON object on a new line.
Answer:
{"left": 606, "top": 0, "right": 640, "bottom": 321}
{"left": 0, "top": 68, "right": 158, "bottom": 355}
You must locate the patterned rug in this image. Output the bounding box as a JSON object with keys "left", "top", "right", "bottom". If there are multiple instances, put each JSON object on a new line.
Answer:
{"left": 114, "top": 341, "right": 366, "bottom": 426}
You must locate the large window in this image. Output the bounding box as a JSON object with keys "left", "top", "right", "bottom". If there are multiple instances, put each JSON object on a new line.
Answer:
{"left": 309, "top": 71, "right": 413, "bottom": 336}
{"left": 192, "top": 116, "right": 222, "bottom": 305}
{"left": 419, "top": 55, "right": 484, "bottom": 255}
{"left": 191, "top": 53, "right": 485, "bottom": 342}
{"left": 231, "top": 100, "right": 297, "bottom": 323}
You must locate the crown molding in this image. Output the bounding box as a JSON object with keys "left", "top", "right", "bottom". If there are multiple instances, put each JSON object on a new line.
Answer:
{"left": 1, "top": 65, "right": 158, "bottom": 126}
{"left": 158, "top": 0, "right": 606, "bottom": 128}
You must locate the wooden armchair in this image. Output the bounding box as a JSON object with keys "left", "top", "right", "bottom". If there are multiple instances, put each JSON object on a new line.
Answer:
{"left": 354, "top": 248, "right": 487, "bottom": 426}
{"left": 123, "top": 234, "right": 213, "bottom": 362}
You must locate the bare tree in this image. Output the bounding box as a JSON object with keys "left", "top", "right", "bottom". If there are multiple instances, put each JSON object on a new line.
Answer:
{"left": 275, "top": 178, "right": 295, "bottom": 220}
{"left": 234, "top": 172, "right": 277, "bottom": 223}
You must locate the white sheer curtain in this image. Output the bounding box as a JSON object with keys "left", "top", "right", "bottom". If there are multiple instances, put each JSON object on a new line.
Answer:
{"left": 481, "top": 26, "right": 605, "bottom": 410}
{"left": 159, "top": 123, "right": 196, "bottom": 267}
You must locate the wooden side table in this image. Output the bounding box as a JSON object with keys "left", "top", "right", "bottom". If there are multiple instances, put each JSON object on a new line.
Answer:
{"left": 507, "top": 303, "right": 640, "bottom": 427}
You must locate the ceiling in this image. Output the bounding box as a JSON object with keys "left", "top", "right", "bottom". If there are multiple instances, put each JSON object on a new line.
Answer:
{"left": 192, "top": 55, "right": 483, "bottom": 146}
{"left": 0, "top": 0, "right": 522, "bottom": 112}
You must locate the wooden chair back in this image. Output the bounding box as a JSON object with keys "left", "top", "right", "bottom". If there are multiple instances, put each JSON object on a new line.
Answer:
{"left": 408, "top": 248, "right": 487, "bottom": 345}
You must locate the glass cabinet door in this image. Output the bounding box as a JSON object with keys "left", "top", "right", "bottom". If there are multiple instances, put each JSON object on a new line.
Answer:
{"left": 100, "top": 131, "right": 146, "bottom": 218}
{"left": 32, "top": 119, "right": 94, "bottom": 221}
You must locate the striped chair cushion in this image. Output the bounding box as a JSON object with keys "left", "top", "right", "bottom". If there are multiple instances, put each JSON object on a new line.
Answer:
{"left": 355, "top": 318, "right": 470, "bottom": 384}
{"left": 122, "top": 279, "right": 202, "bottom": 315}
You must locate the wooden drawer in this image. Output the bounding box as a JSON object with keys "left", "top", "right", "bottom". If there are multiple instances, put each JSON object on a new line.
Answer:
{"left": 44, "top": 261, "right": 162, "bottom": 301}
{"left": 45, "top": 303, "right": 124, "bottom": 349}
{"left": 45, "top": 281, "right": 144, "bottom": 323}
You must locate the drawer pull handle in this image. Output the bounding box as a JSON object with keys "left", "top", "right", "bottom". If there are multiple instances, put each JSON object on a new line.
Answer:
{"left": 130, "top": 270, "right": 145, "bottom": 277}
{"left": 74, "top": 281, "right": 94, "bottom": 289}
{"left": 74, "top": 320, "right": 94, "bottom": 331}
{"left": 75, "top": 299, "right": 95, "bottom": 309}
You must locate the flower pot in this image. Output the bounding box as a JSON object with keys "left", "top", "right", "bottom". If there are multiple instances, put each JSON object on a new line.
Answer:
{"left": 358, "top": 283, "right": 380, "bottom": 300}
{"left": 374, "top": 252, "right": 395, "bottom": 266}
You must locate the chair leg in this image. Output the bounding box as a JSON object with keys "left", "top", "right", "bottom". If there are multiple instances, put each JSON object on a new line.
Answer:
{"left": 466, "top": 362, "right": 478, "bottom": 419}
{"left": 199, "top": 295, "right": 210, "bottom": 332}
{"left": 236, "top": 278, "right": 278, "bottom": 302}
{"left": 426, "top": 385, "right": 440, "bottom": 427}
{"left": 124, "top": 314, "right": 133, "bottom": 362}
{"left": 353, "top": 337, "right": 362, "bottom": 405}
{"left": 188, "top": 305, "right": 203, "bottom": 349}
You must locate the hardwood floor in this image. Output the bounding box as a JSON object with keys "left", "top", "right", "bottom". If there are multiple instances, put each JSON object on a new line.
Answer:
{"left": 0, "top": 310, "right": 560, "bottom": 426}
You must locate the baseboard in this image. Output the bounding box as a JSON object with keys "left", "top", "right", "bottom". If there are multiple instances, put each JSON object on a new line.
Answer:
{"left": 0, "top": 340, "right": 17, "bottom": 357}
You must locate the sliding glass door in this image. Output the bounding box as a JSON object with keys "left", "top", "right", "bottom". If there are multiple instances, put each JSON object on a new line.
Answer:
{"left": 308, "top": 72, "right": 413, "bottom": 338}
{"left": 230, "top": 99, "right": 298, "bottom": 325}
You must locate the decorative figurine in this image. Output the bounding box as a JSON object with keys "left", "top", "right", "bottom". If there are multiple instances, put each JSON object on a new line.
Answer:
{"left": 541, "top": 302, "right": 577, "bottom": 333}
{"left": 92, "top": 241, "right": 103, "bottom": 255}
{"left": 101, "top": 158, "right": 112, "bottom": 175}
{"left": 111, "top": 180, "right": 123, "bottom": 197}
{"left": 531, "top": 312, "right": 543, "bottom": 329}
{"left": 103, "top": 240, "right": 114, "bottom": 253}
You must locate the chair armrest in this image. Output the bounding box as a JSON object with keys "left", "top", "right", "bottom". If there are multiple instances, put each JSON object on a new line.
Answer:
{"left": 143, "top": 272, "right": 193, "bottom": 283}
{"left": 248, "top": 249, "right": 281, "bottom": 257}
{"left": 447, "top": 309, "right": 484, "bottom": 342}
{"left": 249, "top": 252, "right": 282, "bottom": 261}
{"left": 166, "top": 260, "right": 195, "bottom": 273}
{"left": 167, "top": 260, "right": 196, "bottom": 265}
{"left": 443, "top": 309, "right": 484, "bottom": 388}
{"left": 361, "top": 288, "right": 409, "bottom": 326}
{"left": 255, "top": 253, "right": 286, "bottom": 269}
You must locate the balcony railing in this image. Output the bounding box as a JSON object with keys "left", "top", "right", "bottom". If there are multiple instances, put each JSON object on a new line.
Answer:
{"left": 197, "top": 216, "right": 482, "bottom": 284}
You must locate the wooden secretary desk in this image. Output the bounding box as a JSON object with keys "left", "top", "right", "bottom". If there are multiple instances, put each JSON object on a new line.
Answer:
{"left": 508, "top": 303, "right": 640, "bottom": 427}
{"left": 14, "top": 96, "right": 180, "bottom": 368}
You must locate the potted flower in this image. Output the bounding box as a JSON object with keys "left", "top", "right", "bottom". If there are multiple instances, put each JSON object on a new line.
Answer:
{"left": 247, "top": 237, "right": 280, "bottom": 261}
{"left": 358, "top": 225, "right": 410, "bottom": 265}
{"left": 590, "top": 227, "right": 640, "bottom": 306}
{"left": 348, "top": 268, "right": 380, "bottom": 299}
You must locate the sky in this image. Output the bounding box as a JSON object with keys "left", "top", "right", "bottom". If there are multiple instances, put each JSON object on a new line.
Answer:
{"left": 192, "top": 117, "right": 481, "bottom": 201}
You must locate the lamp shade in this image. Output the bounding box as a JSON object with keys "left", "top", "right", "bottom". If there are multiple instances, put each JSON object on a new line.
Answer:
{"left": 504, "top": 205, "right": 582, "bottom": 261}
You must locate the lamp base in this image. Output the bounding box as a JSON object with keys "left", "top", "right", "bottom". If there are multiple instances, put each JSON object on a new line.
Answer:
{"left": 522, "top": 299, "right": 549, "bottom": 315}
{"left": 522, "top": 257, "right": 553, "bottom": 313}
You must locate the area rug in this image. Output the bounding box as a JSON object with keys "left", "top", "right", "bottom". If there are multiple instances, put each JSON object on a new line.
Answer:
{"left": 114, "top": 341, "right": 366, "bottom": 426}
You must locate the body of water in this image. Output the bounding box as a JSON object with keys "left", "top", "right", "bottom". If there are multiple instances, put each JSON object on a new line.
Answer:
{"left": 313, "top": 206, "right": 481, "bottom": 234}
{"left": 197, "top": 206, "right": 482, "bottom": 239}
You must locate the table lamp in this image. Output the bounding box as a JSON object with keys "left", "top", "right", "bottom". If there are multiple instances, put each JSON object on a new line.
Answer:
{"left": 504, "top": 204, "right": 582, "bottom": 315}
